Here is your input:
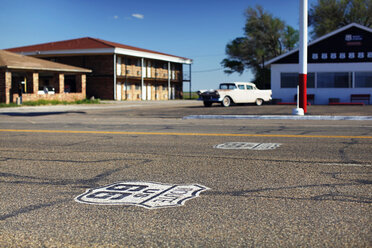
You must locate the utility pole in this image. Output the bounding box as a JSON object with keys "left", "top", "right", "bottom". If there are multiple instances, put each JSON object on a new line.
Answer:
{"left": 299, "top": 0, "right": 308, "bottom": 113}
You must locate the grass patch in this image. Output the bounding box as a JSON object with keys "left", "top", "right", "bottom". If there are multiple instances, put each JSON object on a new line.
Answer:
{"left": 183, "top": 92, "right": 199, "bottom": 100}
{"left": 0, "top": 103, "right": 19, "bottom": 108}
{"left": 22, "top": 99, "right": 66, "bottom": 106}
{"left": 0, "top": 98, "right": 101, "bottom": 108}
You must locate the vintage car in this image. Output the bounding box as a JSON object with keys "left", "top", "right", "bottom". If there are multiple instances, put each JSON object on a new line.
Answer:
{"left": 198, "top": 82, "right": 272, "bottom": 107}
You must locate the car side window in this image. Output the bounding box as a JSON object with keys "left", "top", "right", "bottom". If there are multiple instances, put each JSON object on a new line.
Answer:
{"left": 238, "top": 85, "right": 245, "bottom": 90}
{"left": 246, "top": 85, "right": 253, "bottom": 90}
{"left": 220, "top": 84, "right": 236, "bottom": 89}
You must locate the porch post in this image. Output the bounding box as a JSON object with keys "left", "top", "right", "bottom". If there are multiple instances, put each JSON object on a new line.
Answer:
{"left": 54, "top": 73, "right": 64, "bottom": 93}
{"left": 76, "top": 74, "right": 86, "bottom": 99}
{"left": 33, "top": 72, "right": 39, "bottom": 94}
{"left": 168, "top": 61, "right": 171, "bottom": 100}
{"left": 189, "top": 64, "right": 192, "bottom": 99}
{"left": 141, "top": 58, "right": 145, "bottom": 100}
{"left": 113, "top": 54, "right": 117, "bottom": 100}
{"left": 26, "top": 72, "right": 39, "bottom": 94}
{"left": 5, "top": 71, "right": 12, "bottom": 104}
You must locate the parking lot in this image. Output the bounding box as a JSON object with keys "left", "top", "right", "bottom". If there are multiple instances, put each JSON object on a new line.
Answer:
{"left": 0, "top": 101, "right": 371, "bottom": 247}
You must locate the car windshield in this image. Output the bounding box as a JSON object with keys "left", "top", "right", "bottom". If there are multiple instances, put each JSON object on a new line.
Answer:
{"left": 219, "top": 84, "right": 236, "bottom": 90}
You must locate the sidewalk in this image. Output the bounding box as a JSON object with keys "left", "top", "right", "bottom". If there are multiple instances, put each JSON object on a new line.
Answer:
{"left": 0, "top": 100, "right": 371, "bottom": 120}
{"left": 0, "top": 100, "right": 191, "bottom": 113}
{"left": 183, "top": 114, "right": 372, "bottom": 121}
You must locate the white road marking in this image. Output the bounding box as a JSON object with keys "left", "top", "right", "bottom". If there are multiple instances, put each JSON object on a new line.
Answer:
{"left": 214, "top": 142, "right": 281, "bottom": 150}
{"left": 323, "top": 163, "right": 371, "bottom": 167}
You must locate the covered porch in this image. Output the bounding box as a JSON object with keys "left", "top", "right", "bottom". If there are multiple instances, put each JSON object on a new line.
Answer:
{"left": 0, "top": 50, "right": 91, "bottom": 104}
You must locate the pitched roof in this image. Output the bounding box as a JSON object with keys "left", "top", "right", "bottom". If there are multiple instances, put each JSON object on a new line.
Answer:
{"left": 6, "top": 37, "right": 192, "bottom": 63}
{"left": 265, "top": 23, "right": 372, "bottom": 66}
{"left": 0, "top": 49, "right": 91, "bottom": 73}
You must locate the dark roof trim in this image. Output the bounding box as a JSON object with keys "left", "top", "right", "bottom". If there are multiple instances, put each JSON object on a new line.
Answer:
{"left": 265, "top": 23, "right": 372, "bottom": 66}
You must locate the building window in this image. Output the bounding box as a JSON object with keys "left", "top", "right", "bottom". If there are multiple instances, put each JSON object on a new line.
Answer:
{"left": 280, "top": 73, "right": 297, "bottom": 88}
{"left": 135, "top": 84, "right": 140, "bottom": 90}
{"left": 317, "top": 72, "right": 352, "bottom": 88}
{"left": 116, "top": 57, "right": 122, "bottom": 76}
{"left": 280, "top": 73, "right": 315, "bottom": 88}
{"left": 357, "top": 52, "right": 364, "bottom": 59}
{"left": 355, "top": 72, "right": 372, "bottom": 88}
{"left": 64, "top": 75, "right": 78, "bottom": 93}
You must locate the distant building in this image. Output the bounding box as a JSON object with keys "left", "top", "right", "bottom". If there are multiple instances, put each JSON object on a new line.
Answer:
{"left": 266, "top": 23, "right": 372, "bottom": 105}
{"left": 0, "top": 49, "right": 91, "bottom": 104}
{"left": 7, "top": 37, "right": 193, "bottom": 101}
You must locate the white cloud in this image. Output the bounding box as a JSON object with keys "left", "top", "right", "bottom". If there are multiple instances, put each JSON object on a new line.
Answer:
{"left": 132, "top": 13, "right": 144, "bottom": 20}
{"left": 114, "top": 15, "right": 119, "bottom": 19}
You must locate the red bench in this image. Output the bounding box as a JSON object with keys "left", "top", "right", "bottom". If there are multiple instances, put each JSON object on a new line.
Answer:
{"left": 329, "top": 102, "right": 365, "bottom": 106}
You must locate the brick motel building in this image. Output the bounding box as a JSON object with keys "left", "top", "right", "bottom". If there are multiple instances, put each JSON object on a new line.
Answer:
{"left": 0, "top": 49, "right": 91, "bottom": 104}
{"left": 7, "top": 37, "right": 193, "bottom": 101}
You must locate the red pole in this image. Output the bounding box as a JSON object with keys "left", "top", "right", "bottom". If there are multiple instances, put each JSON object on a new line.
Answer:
{"left": 299, "top": 74, "right": 307, "bottom": 112}
{"left": 299, "top": 0, "right": 308, "bottom": 113}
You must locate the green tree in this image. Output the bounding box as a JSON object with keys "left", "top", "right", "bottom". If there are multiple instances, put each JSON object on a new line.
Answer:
{"left": 309, "top": 0, "right": 372, "bottom": 38}
{"left": 221, "top": 6, "right": 298, "bottom": 89}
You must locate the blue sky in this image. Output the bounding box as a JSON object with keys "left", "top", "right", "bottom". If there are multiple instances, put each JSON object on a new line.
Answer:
{"left": 0, "top": 0, "right": 317, "bottom": 91}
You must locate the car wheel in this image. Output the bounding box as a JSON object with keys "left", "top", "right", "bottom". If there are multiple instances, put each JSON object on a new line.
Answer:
{"left": 222, "top": 96, "right": 231, "bottom": 107}
{"left": 255, "top": 98, "right": 263, "bottom": 106}
{"left": 203, "top": 101, "right": 212, "bottom": 107}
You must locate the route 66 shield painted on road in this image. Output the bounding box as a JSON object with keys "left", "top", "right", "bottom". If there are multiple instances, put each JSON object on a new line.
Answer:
{"left": 75, "top": 181, "right": 209, "bottom": 209}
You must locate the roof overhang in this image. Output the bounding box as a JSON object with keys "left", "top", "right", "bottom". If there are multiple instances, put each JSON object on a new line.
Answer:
{"left": 115, "top": 48, "right": 192, "bottom": 64}
{"left": 19, "top": 48, "right": 115, "bottom": 57}
{"left": 1, "top": 65, "right": 91, "bottom": 73}
{"left": 3, "top": 65, "right": 91, "bottom": 73}
{"left": 18, "top": 47, "right": 192, "bottom": 64}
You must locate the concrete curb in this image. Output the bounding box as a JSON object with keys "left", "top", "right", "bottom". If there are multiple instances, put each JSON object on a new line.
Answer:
{"left": 183, "top": 115, "right": 372, "bottom": 121}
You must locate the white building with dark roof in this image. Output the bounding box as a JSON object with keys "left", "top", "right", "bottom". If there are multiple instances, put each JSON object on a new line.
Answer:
{"left": 265, "top": 23, "right": 372, "bottom": 105}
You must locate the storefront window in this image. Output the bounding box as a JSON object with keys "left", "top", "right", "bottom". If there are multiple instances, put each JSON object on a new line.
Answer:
{"left": 317, "top": 72, "right": 351, "bottom": 88}
{"left": 280, "top": 73, "right": 315, "bottom": 88}
{"left": 355, "top": 72, "right": 372, "bottom": 88}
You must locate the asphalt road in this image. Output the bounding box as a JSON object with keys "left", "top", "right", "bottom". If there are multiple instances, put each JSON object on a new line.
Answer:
{"left": 0, "top": 101, "right": 371, "bottom": 247}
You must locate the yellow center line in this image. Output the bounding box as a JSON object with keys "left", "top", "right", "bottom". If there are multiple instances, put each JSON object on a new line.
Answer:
{"left": 0, "top": 129, "right": 371, "bottom": 139}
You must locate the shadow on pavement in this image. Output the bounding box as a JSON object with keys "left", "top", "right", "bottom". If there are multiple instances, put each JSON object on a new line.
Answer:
{"left": 0, "top": 111, "right": 86, "bottom": 117}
